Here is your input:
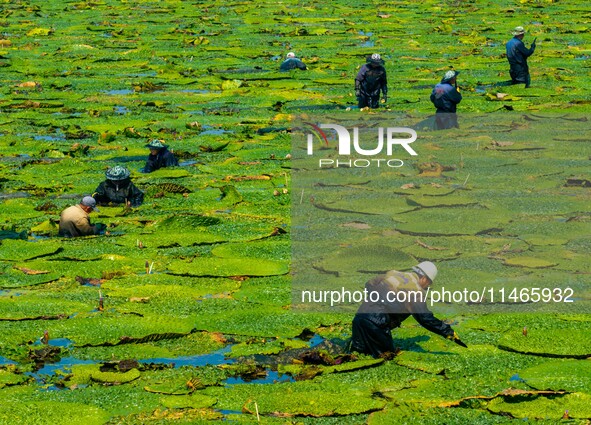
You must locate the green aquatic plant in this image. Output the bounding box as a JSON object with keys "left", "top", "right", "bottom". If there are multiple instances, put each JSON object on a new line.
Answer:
{"left": 168, "top": 257, "right": 289, "bottom": 277}
{"left": 487, "top": 392, "right": 591, "bottom": 420}
{"left": 1, "top": 0, "right": 591, "bottom": 422}
{"left": 519, "top": 359, "right": 591, "bottom": 392}
{"left": 68, "top": 364, "right": 141, "bottom": 385}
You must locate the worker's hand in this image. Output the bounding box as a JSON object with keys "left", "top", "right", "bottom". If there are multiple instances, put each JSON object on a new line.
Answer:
{"left": 382, "top": 94, "right": 387, "bottom": 103}
{"left": 532, "top": 38, "right": 537, "bottom": 48}
{"left": 355, "top": 90, "right": 360, "bottom": 98}
{"left": 447, "top": 331, "right": 468, "bottom": 348}
{"left": 446, "top": 331, "right": 459, "bottom": 341}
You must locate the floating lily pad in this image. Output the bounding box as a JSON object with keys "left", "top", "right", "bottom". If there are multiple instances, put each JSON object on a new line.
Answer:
{"left": 0, "top": 267, "right": 61, "bottom": 289}
{"left": 315, "top": 196, "right": 416, "bottom": 216}
{"left": 16, "top": 258, "right": 144, "bottom": 279}
{"left": 406, "top": 194, "right": 479, "bottom": 208}
{"left": 121, "top": 231, "right": 226, "bottom": 248}
{"left": 0, "top": 239, "right": 62, "bottom": 261}
{"left": 315, "top": 244, "right": 416, "bottom": 275}
{"left": 0, "top": 367, "right": 29, "bottom": 388}
{"left": 368, "top": 405, "right": 509, "bottom": 425}
{"left": 487, "top": 392, "right": 591, "bottom": 420}
{"left": 211, "top": 239, "right": 289, "bottom": 261}
{"left": 229, "top": 338, "right": 309, "bottom": 358}
{"left": 521, "top": 235, "right": 569, "bottom": 246}
{"left": 503, "top": 256, "right": 558, "bottom": 269}
{"left": 395, "top": 207, "right": 512, "bottom": 236}
{"left": 68, "top": 364, "right": 140, "bottom": 385}
{"left": 138, "top": 169, "right": 190, "bottom": 179}
{"left": 30, "top": 220, "right": 58, "bottom": 236}
{"left": 519, "top": 360, "right": 591, "bottom": 392}
{"left": 155, "top": 214, "right": 221, "bottom": 229}
{"left": 279, "top": 358, "right": 384, "bottom": 377}
{"left": 0, "top": 401, "right": 110, "bottom": 425}
{"left": 204, "top": 383, "right": 386, "bottom": 416}
{"left": 1, "top": 0, "right": 591, "bottom": 421}
{"left": 168, "top": 257, "right": 288, "bottom": 277}
{"left": 159, "top": 393, "right": 217, "bottom": 409}
{"left": 498, "top": 328, "right": 591, "bottom": 358}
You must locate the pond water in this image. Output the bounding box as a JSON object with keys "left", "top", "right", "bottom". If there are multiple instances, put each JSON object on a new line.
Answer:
{"left": 308, "top": 334, "right": 325, "bottom": 347}
{"left": 114, "top": 106, "right": 131, "bottom": 114}
{"left": 33, "top": 338, "right": 75, "bottom": 348}
{"left": 103, "top": 89, "right": 134, "bottom": 95}
{"left": 138, "top": 345, "right": 235, "bottom": 368}
{"left": 0, "top": 356, "right": 16, "bottom": 365}
{"left": 179, "top": 160, "right": 202, "bottom": 167}
{"left": 26, "top": 357, "right": 97, "bottom": 384}
{"left": 33, "top": 134, "right": 66, "bottom": 142}
{"left": 217, "top": 409, "right": 244, "bottom": 417}
{"left": 509, "top": 373, "right": 526, "bottom": 382}
{"left": 200, "top": 126, "right": 234, "bottom": 136}
{"left": 30, "top": 234, "right": 52, "bottom": 241}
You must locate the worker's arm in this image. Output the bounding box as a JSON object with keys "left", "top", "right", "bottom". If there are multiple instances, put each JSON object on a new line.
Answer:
{"left": 128, "top": 184, "right": 144, "bottom": 207}
{"left": 412, "top": 311, "right": 454, "bottom": 338}
{"left": 164, "top": 151, "right": 179, "bottom": 167}
{"left": 448, "top": 86, "right": 462, "bottom": 105}
{"left": 517, "top": 40, "right": 535, "bottom": 57}
{"left": 355, "top": 66, "right": 367, "bottom": 96}
{"left": 409, "top": 300, "right": 454, "bottom": 338}
{"left": 73, "top": 216, "right": 99, "bottom": 236}
{"left": 143, "top": 158, "right": 156, "bottom": 173}
{"left": 92, "top": 182, "right": 108, "bottom": 204}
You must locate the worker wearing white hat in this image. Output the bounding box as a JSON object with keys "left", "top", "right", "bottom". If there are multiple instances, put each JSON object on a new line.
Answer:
{"left": 350, "top": 261, "right": 465, "bottom": 357}
{"left": 279, "top": 52, "right": 307, "bottom": 72}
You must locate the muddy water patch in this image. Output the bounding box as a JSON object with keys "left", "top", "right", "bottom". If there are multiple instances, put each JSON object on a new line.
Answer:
{"left": 103, "top": 89, "right": 134, "bottom": 95}
{"left": 199, "top": 126, "right": 234, "bottom": 136}
{"left": 223, "top": 370, "right": 294, "bottom": 385}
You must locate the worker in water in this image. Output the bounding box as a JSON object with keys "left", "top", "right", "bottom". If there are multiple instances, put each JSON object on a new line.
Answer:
{"left": 142, "top": 139, "right": 178, "bottom": 173}
{"left": 279, "top": 52, "right": 307, "bottom": 72}
{"left": 355, "top": 53, "right": 388, "bottom": 108}
{"left": 93, "top": 166, "right": 144, "bottom": 207}
{"left": 350, "top": 261, "right": 466, "bottom": 357}
{"left": 430, "top": 70, "right": 462, "bottom": 129}
{"left": 506, "top": 26, "right": 536, "bottom": 88}
{"left": 58, "top": 196, "right": 105, "bottom": 237}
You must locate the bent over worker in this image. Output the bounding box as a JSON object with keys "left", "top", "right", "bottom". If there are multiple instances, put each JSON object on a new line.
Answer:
{"left": 350, "top": 261, "right": 464, "bottom": 357}
{"left": 58, "top": 196, "right": 105, "bottom": 237}
{"left": 279, "top": 52, "right": 307, "bottom": 72}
